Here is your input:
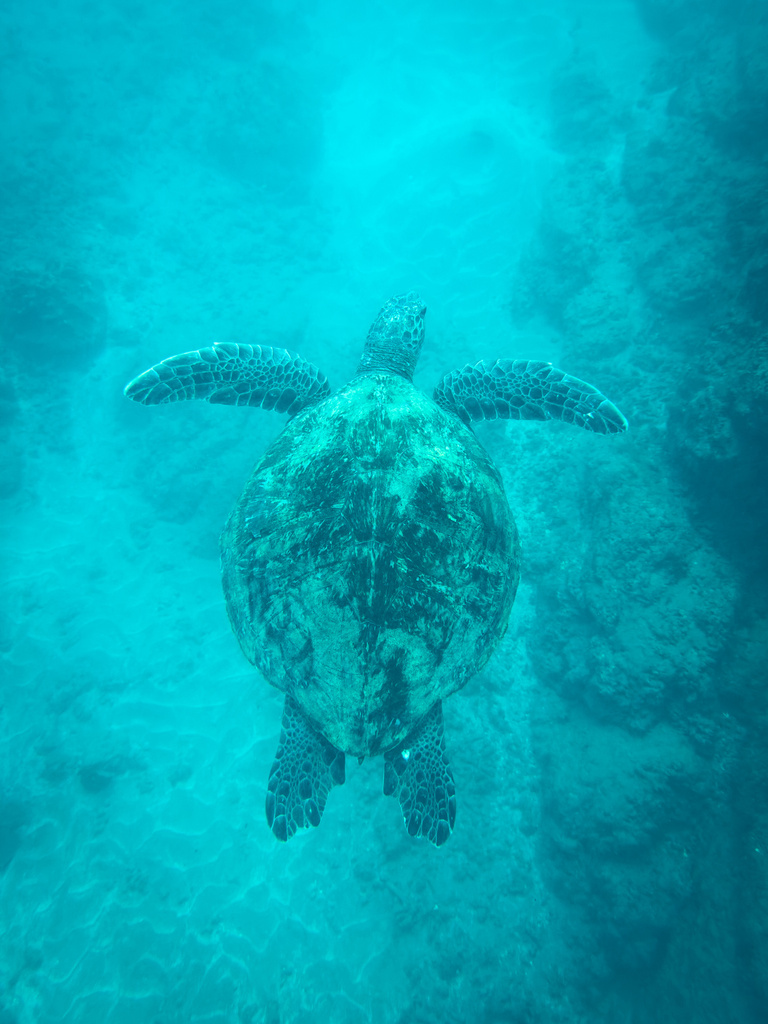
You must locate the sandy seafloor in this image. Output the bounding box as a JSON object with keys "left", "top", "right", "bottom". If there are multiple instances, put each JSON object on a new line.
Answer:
{"left": 1, "top": 1, "right": 767, "bottom": 1021}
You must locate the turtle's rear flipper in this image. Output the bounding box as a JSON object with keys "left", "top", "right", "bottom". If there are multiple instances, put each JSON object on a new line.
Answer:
{"left": 266, "top": 695, "right": 345, "bottom": 842}
{"left": 434, "top": 359, "right": 628, "bottom": 434}
{"left": 124, "top": 344, "right": 330, "bottom": 414}
{"left": 383, "top": 701, "right": 456, "bottom": 847}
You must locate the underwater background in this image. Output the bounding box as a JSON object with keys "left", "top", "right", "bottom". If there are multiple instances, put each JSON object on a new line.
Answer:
{"left": 1, "top": 0, "right": 766, "bottom": 1021}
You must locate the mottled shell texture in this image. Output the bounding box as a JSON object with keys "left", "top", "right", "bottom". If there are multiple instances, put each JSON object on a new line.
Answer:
{"left": 221, "top": 373, "right": 519, "bottom": 758}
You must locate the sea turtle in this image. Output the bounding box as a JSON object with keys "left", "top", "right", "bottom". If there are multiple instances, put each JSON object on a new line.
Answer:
{"left": 124, "top": 293, "right": 627, "bottom": 846}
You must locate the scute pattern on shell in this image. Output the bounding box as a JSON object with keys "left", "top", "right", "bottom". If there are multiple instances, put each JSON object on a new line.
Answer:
{"left": 221, "top": 373, "right": 519, "bottom": 759}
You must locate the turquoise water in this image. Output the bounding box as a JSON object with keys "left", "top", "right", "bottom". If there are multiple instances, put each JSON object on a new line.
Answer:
{"left": 1, "top": 0, "right": 766, "bottom": 1021}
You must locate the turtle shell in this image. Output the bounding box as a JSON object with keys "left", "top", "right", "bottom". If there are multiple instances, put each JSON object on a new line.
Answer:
{"left": 220, "top": 373, "right": 519, "bottom": 758}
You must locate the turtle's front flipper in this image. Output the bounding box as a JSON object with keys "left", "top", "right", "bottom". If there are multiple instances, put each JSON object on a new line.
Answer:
{"left": 383, "top": 701, "right": 456, "bottom": 847}
{"left": 266, "top": 695, "right": 345, "bottom": 842}
{"left": 434, "top": 359, "right": 628, "bottom": 434}
{"left": 124, "top": 344, "right": 330, "bottom": 414}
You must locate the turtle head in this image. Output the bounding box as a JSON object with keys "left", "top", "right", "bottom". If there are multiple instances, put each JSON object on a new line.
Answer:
{"left": 356, "top": 292, "right": 426, "bottom": 382}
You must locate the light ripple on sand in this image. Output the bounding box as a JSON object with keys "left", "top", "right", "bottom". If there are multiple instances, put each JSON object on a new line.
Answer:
{"left": 55, "top": 986, "right": 116, "bottom": 1024}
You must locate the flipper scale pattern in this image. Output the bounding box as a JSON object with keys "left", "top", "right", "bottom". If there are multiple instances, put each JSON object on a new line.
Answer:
{"left": 434, "top": 358, "right": 628, "bottom": 434}
{"left": 124, "top": 343, "right": 330, "bottom": 414}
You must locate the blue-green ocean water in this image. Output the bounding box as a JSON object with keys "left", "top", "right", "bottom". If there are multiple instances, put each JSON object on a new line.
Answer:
{"left": 1, "top": 1, "right": 766, "bottom": 1021}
